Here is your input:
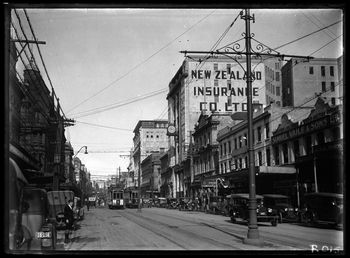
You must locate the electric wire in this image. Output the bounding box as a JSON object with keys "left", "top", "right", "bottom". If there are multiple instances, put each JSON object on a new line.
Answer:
{"left": 74, "top": 120, "right": 133, "bottom": 131}
{"left": 66, "top": 10, "right": 217, "bottom": 115}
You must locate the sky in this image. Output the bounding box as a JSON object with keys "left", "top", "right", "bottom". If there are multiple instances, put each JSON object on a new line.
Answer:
{"left": 11, "top": 7, "right": 343, "bottom": 178}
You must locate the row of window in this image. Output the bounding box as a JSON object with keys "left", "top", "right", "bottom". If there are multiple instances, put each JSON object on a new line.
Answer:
{"left": 321, "top": 81, "right": 336, "bottom": 92}
{"left": 309, "top": 65, "right": 335, "bottom": 77}
{"left": 220, "top": 123, "right": 269, "bottom": 156}
{"left": 266, "top": 82, "right": 281, "bottom": 96}
{"left": 266, "top": 66, "right": 280, "bottom": 82}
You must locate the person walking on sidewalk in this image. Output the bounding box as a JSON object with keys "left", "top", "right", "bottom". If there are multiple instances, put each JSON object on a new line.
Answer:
{"left": 64, "top": 199, "right": 74, "bottom": 244}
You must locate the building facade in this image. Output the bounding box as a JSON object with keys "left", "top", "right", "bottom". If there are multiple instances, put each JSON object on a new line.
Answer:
{"left": 282, "top": 57, "right": 342, "bottom": 107}
{"left": 140, "top": 152, "right": 162, "bottom": 198}
{"left": 189, "top": 112, "right": 233, "bottom": 198}
{"left": 132, "top": 120, "right": 168, "bottom": 188}
{"left": 271, "top": 97, "right": 343, "bottom": 208}
{"left": 216, "top": 102, "right": 313, "bottom": 204}
{"left": 167, "top": 55, "right": 285, "bottom": 198}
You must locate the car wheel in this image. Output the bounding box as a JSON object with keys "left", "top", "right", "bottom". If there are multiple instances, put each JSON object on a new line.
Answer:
{"left": 271, "top": 219, "right": 277, "bottom": 226}
{"left": 279, "top": 212, "right": 283, "bottom": 223}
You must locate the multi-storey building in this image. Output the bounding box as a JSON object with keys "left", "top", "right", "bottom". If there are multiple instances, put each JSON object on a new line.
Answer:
{"left": 271, "top": 97, "right": 343, "bottom": 208}
{"left": 160, "top": 151, "right": 173, "bottom": 198}
{"left": 282, "top": 57, "right": 342, "bottom": 107}
{"left": 132, "top": 120, "right": 168, "bottom": 188}
{"left": 167, "top": 55, "right": 282, "bottom": 198}
{"left": 140, "top": 152, "right": 162, "bottom": 198}
{"left": 189, "top": 112, "right": 233, "bottom": 198}
{"left": 216, "top": 102, "right": 313, "bottom": 204}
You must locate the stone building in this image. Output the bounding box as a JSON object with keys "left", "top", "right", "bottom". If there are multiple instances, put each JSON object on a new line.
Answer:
{"left": 160, "top": 151, "right": 173, "bottom": 198}
{"left": 271, "top": 97, "right": 343, "bottom": 208}
{"left": 132, "top": 120, "right": 168, "bottom": 188}
{"left": 282, "top": 57, "right": 342, "bottom": 107}
{"left": 140, "top": 152, "right": 162, "bottom": 198}
{"left": 167, "top": 55, "right": 283, "bottom": 198}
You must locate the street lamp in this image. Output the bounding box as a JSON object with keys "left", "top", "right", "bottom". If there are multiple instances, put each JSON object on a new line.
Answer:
{"left": 74, "top": 146, "right": 88, "bottom": 158}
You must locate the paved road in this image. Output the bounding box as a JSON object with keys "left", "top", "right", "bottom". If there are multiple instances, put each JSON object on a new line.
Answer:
{"left": 56, "top": 206, "right": 343, "bottom": 251}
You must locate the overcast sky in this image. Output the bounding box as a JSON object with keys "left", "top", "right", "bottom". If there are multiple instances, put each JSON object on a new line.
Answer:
{"left": 11, "top": 8, "right": 343, "bottom": 177}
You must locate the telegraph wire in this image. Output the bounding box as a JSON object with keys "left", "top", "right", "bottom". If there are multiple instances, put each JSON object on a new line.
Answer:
{"left": 74, "top": 120, "right": 133, "bottom": 131}
{"left": 309, "top": 35, "right": 342, "bottom": 56}
{"left": 273, "top": 20, "right": 341, "bottom": 51}
{"left": 301, "top": 11, "right": 338, "bottom": 41}
{"left": 66, "top": 10, "right": 217, "bottom": 114}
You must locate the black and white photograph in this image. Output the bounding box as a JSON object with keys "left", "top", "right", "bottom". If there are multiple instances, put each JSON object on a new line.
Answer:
{"left": 4, "top": 3, "right": 344, "bottom": 254}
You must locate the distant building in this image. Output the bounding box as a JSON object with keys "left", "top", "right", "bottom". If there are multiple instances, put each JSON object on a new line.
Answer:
{"left": 132, "top": 120, "right": 168, "bottom": 188}
{"left": 140, "top": 152, "right": 162, "bottom": 198}
{"left": 281, "top": 57, "right": 342, "bottom": 107}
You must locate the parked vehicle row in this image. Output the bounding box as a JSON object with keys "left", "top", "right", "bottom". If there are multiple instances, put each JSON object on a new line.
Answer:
{"left": 140, "top": 192, "right": 343, "bottom": 229}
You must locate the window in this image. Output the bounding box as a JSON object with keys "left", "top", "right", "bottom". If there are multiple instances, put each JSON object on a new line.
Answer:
{"left": 282, "top": 143, "right": 288, "bottom": 164}
{"left": 224, "top": 163, "right": 227, "bottom": 173}
{"left": 276, "top": 87, "right": 280, "bottom": 96}
{"left": 252, "top": 129, "right": 255, "bottom": 144}
{"left": 321, "top": 66, "right": 325, "bottom": 76}
{"left": 228, "top": 141, "right": 231, "bottom": 153}
{"left": 332, "top": 127, "right": 340, "bottom": 140}
{"left": 265, "top": 123, "right": 270, "bottom": 139}
{"left": 309, "top": 66, "right": 314, "bottom": 74}
{"left": 275, "top": 72, "right": 280, "bottom": 81}
{"left": 258, "top": 151, "right": 262, "bottom": 166}
{"left": 245, "top": 156, "right": 248, "bottom": 168}
{"left": 305, "top": 135, "right": 312, "bottom": 155}
{"left": 220, "top": 144, "right": 223, "bottom": 156}
{"left": 331, "top": 98, "right": 336, "bottom": 105}
{"left": 274, "top": 146, "right": 280, "bottom": 165}
{"left": 227, "top": 64, "right": 231, "bottom": 73}
{"left": 330, "top": 66, "right": 334, "bottom": 76}
{"left": 239, "top": 158, "right": 242, "bottom": 169}
{"left": 293, "top": 140, "right": 300, "bottom": 158}
{"left": 322, "top": 82, "right": 326, "bottom": 92}
{"left": 244, "top": 133, "right": 247, "bottom": 146}
{"left": 221, "top": 164, "right": 224, "bottom": 174}
{"left": 227, "top": 80, "right": 232, "bottom": 90}
{"left": 266, "top": 148, "right": 271, "bottom": 166}
{"left": 214, "top": 63, "right": 218, "bottom": 71}
{"left": 257, "top": 127, "right": 262, "bottom": 142}
{"left": 224, "top": 142, "right": 227, "bottom": 155}
{"left": 239, "top": 136, "right": 242, "bottom": 148}
{"left": 234, "top": 138, "right": 237, "bottom": 149}
{"left": 331, "top": 82, "right": 335, "bottom": 92}
{"left": 316, "top": 132, "right": 325, "bottom": 145}
{"left": 235, "top": 159, "right": 238, "bottom": 170}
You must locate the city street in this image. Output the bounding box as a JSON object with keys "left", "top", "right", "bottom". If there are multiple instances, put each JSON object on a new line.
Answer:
{"left": 56, "top": 206, "right": 343, "bottom": 251}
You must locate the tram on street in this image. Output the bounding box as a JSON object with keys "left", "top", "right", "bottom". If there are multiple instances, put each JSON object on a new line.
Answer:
{"left": 124, "top": 188, "right": 139, "bottom": 208}
{"left": 107, "top": 184, "right": 125, "bottom": 209}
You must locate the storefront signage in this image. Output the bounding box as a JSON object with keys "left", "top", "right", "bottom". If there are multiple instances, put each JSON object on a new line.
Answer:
{"left": 272, "top": 115, "right": 333, "bottom": 145}
{"left": 202, "top": 178, "right": 217, "bottom": 188}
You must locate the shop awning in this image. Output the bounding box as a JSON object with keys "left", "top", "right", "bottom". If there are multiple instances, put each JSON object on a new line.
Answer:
{"left": 258, "top": 166, "right": 296, "bottom": 174}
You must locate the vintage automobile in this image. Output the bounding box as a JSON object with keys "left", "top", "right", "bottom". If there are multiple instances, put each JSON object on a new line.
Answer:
{"left": 226, "top": 193, "right": 279, "bottom": 226}
{"left": 262, "top": 194, "right": 298, "bottom": 223}
{"left": 300, "top": 192, "right": 343, "bottom": 228}
{"left": 142, "top": 198, "right": 152, "bottom": 208}
{"left": 47, "top": 190, "right": 75, "bottom": 230}
{"left": 157, "top": 197, "right": 168, "bottom": 208}
{"left": 73, "top": 197, "right": 84, "bottom": 221}
{"left": 166, "top": 198, "right": 178, "bottom": 209}
{"left": 9, "top": 158, "right": 56, "bottom": 251}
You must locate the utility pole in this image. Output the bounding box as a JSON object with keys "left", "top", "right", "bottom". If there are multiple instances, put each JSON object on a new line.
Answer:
{"left": 180, "top": 8, "right": 312, "bottom": 246}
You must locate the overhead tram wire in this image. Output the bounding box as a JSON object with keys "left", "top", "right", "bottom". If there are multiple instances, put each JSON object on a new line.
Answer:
{"left": 66, "top": 10, "right": 217, "bottom": 115}
{"left": 74, "top": 120, "right": 133, "bottom": 131}
{"left": 71, "top": 88, "right": 167, "bottom": 118}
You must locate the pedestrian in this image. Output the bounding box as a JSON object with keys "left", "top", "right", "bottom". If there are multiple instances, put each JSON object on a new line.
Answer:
{"left": 64, "top": 199, "right": 74, "bottom": 244}
{"left": 86, "top": 200, "right": 90, "bottom": 211}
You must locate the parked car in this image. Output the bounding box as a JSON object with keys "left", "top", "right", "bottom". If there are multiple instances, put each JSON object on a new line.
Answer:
{"left": 47, "top": 191, "right": 75, "bottom": 230}
{"left": 16, "top": 187, "right": 57, "bottom": 250}
{"left": 9, "top": 158, "right": 56, "bottom": 251}
{"left": 157, "top": 197, "right": 168, "bottom": 208}
{"left": 142, "top": 198, "right": 152, "bottom": 208}
{"left": 166, "top": 198, "right": 178, "bottom": 209}
{"left": 73, "top": 197, "right": 84, "bottom": 221}
{"left": 300, "top": 192, "right": 343, "bottom": 228}
{"left": 262, "top": 194, "right": 298, "bottom": 223}
{"left": 227, "top": 193, "right": 279, "bottom": 226}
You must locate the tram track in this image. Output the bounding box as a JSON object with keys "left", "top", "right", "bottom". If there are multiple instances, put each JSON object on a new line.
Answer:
{"left": 118, "top": 208, "right": 246, "bottom": 250}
